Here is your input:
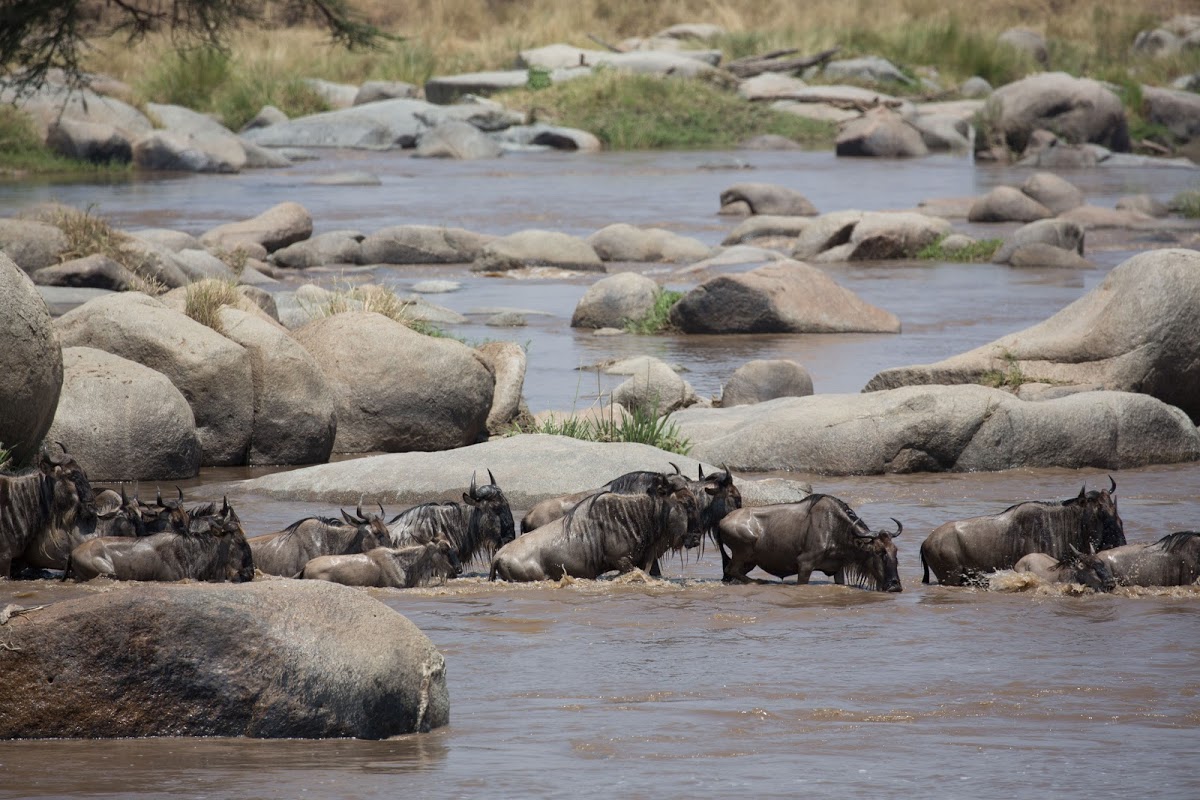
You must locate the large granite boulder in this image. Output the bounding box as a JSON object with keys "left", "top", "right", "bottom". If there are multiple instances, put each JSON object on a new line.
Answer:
{"left": 31, "top": 254, "right": 139, "bottom": 291}
{"left": 992, "top": 219, "right": 1085, "bottom": 265}
{"left": 293, "top": 311, "right": 494, "bottom": 453}
{"left": 44, "top": 347, "right": 200, "bottom": 480}
{"left": 271, "top": 230, "right": 364, "bottom": 268}
{"left": 476, "top": 341, "right": 527, "bottom": 434}
{"left": 611, "top": 357, "right": 698, "bottom": 416}
{"left": 0, "top": 254, "right": 63, "bottom": 466}
{"left": 586, "top": 224, "right": 711, "bottom": 263}
{"left": 1020, "top": 172, "right": 1084, "bottom": 214}
{"left": 143, "top": 102, "right": 247, "bottom": 171}
{"left": 0, "top": 218, "right": 69, "bottom": 272}
{"left": 668, "top": 260, "right": 900, "bottom": 334}
{"left": 45, "top": 118, "right": 132, "bottom": 163}
{"left": 472, "top": 230, "right": 603, "bottom": 272}
{"left": 843, "top": 212, "right": 952, "bottom": 259}
{"left": 865, "top": 249, "right": 1200, "bottom": 422}
{"left": 2, "top": 84, "right": 152, "bottom": 143}
{"left": 1141, "top": 85, "right": 1200, "bottom": 141}
{"left": 413, "top": 120, "right": 504, "bottom": 159}
{"left": 359, "top": 225, "right": 493, "bottom": 265}
{"left": 200, "top": 202, "right": 314, "bottom": 254}
{"left": 518, "top": 44, "right": 720, "bottom": 78}
{"left": 670, "top": 386, "right": 1200, "bottom": 474}
{"left": 54, "top": 292, "right": 254, "bottom": 466}
{"left": 571, "top": 272, "right": 660, "bottom": 329}
{"left": 721, "top": 359, "right": 814, "bottom": 407}
{"left": 968, "top": 186, "right": 1054, "bottom": 223}
{"left": 721, "top": 215, "right": 813, "bottom": 246}
{"left": 984, "top": 72, "right": 1130, "bottom": 152}
{"left": 0, "top": 581, "right": 449, "bottom": 739}
{"left": 132, "top": 130, "right": 243, "bottom": 173}
{"left": 835, "top": 107, "right": 929, "bottom": 158}
{"left": 718, "top": 183, "right": 818, "bottom": 216}
{"left": 217, "top": 308, "right": 337, "bottom": 466}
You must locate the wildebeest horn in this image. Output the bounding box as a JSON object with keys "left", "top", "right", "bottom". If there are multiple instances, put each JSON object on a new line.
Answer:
{"left": 156, "top": 487, "right": 163, "bottom": 506}
{"left": 222, "top": 496, "right": 230, "bottom": 514}
{"left": 890, "top": 518, "right": 903, "bottom": 537}
{"left": 469, "top": 470, "right": 478, "bottom": 498}
{"left": 176, "top": 486, "right": 184, "bottom": 503}
{"left": 341, "top": 509, "right": 356, "bottom": 525}
{"left": 356, "top": 504, "right": 366, "bottom": 521}
{"left": 120, "top": 485, "right": 128, "bottom": 504}
{"left": 698, "top": 465, "right": 705, "bottom": 480}
{"left": 1108, "top": 476, "right": 1116, "bottom": 495}
{"left": 722, "top": 465, "right": 733, "bottom": 486}
{"left": 378, "top": 503, "right": 387, "bottom": 519}
{"left": 1078, "top": 485, "right": 1086, "bottom": 499}
{"left": 669, "top": 462, "right": 680, "bottom": 475}
{"left": 488, "top": 469, "right": 497, "bottom": 487}
{"left": 1068, "top": 543, "right": 1083, "bottom": 557}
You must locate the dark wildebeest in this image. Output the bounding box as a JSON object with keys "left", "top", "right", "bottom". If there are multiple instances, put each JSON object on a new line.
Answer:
{"left": 921, "top": 479, "right": 1125, "bottom": 586}
{"left": 489, "top": 473, "right": 702, "bottom": 582}
{"left": 249, "top": 505, "right": 389, "bottom": 577}
{"left": 301, "top": 541, "right": 463, "bottom": 588}
{"left": 387, "top": 470, "right": 515, "bottom": 570}
{"left": 1013, "top": 548, "right": 1118, "bottom": 592}
{"left": 1099, "top": 532, "right": 1200, "bottom": 587}
{"left": 716, "top": 494, "right": 903, "bottom": 592}
{"left": 65, "top": 497, "right": 255, "bottom": 583}
{"left": 519, "top": 464, "right": 688, "bottom": 533}
{"left": 1, "top": 446, "right": 96, "bottom": 576}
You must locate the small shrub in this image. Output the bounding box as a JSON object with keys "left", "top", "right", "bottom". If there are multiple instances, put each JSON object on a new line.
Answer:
{"left": 980, "top": 349, "right": 1025, "bottom": 389}
{"left": 1170, "top": 191, "right": 1200, "bottom": 218}
{"left": 184, "top": 280, "right": 240, "bottom": 334}
{"left": 531, "top": 401, "right": 692, "bottom": 455}
{"left": 526, "top": 66, "right": 552, "bottom": 90}
{"left": 625, "top": 289, "right": 684, "bottom": 334}
{"left": 138, "top": 46, "right": 232, "bottom": 110}
{"left": 917, "top": 234, "right": 1003, "bottom": 263}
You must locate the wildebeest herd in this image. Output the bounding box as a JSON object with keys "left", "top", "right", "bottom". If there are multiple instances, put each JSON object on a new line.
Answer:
{"left": 2, "top": 446, "right": 1198, "bottom": 592}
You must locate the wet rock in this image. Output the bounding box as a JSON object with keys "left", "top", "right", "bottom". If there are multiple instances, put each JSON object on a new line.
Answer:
{"left": 571, "top": 272, "right": 660, "bottom": 329}
{"left": 844, "top": 212, "right": 951, "bottom": 260}
{"left": 984, "top": 72, "right": 1130, "bottom": 153}
{"left": 721, "top": 359, "right": 814, "bottom": 407}
{"left": 722, "top": 215, "right": 813, "bottom": 246}
{"left": 271, "top": 230, "right": 364, "bottom": 268}
{"left": 1020, "top": 172, "right": 1084, "bottom": 215}
{"left": 354, "top": 80, "right": 417, "bottom": 105}
{"left": 1115, "top": 194, "right": 1169, "bottom": 218}
{"left": 485, "top": 311, "right": 526, "bottom": 327}
{"left": 718, "top": 182, "right": 818, "bottom": 216}
{"left": 45, "top": 347, "right": 200, "bottom": 480}
{"left": 241, "top": 143, "right": 292, "bottom": 170}
{"left": 201, "top": 202, "right": 313, "bottom": 254}
{"left": 359, "top": 225, "right": 493, "bottom": 265}
{"left": 0, "top": 581, "right": 448, "bottom": 739}
{"left": 586, "top": 224, "right": 711, "bottom": 263}
{"left": 491, "top": 123, "right": 601, "bottom": 152}
{"left": 676, "top": 246, "right": 785, "bottom": 275}
{"left": 865, "top": 249, "right": 1200, "bottom": 423}
{"left": 145, "top": 103, "right": 246, "bottom": 167}
{"left": 132, "top": 130, "right": 242, "bottom": 173}
{"left": 612, "top": 357, "right": 698, "bottom": 416}
{"left": 32, "top": 254, "right": 138, "bottom": 291}
{"left": 668, "top": 260, "right": 900, "bottom": 334}
{"left": 790, "top": 210, "right": 864, "bottom": 259}
{"left": 671, "top": 385, "right": 1200, "bottom": 474}
{"left": 425, "top": 69, "right": 588, "bottom": 105}
{"left": 476, "top": 341, "right": 527, "bottom": 434}
{"left": 937, "top": 234, "right": 979, "bottom": 256}
{"left": 54, "top": 292, "right": 253, "bottom": 466}
{"left": 837, "top": 107, "right": 929, "bottom": 157}
{"left": 0, "top": 254, "right": 63, "bottom": 466}
{"left": 911, "top": 113, "right": 972, "bottom": 152}
{"left": 968, "top": 186, "right": 1054, "bottom": 223}
{"left": 311, "top": 170, "right": 381, "bottom": 186}
{"left": 294, "top": 311, "right": 493, "bottom": 453}
{"left": 1057, "top": 205, "right": 1155, "bottom": 229}
{"left": 1008, "top": 243, "right": 1092, "bottom": 269}
{"left": 414, "top": 120, "right": 504, "bottom": 160}
{"left": 46, "top": 118, "right": 131, "bottom": 163}
{"left": 411, "top": 280, "right": 461, "bottom": 294}
{"left": 472, "top": 230, "right": 603, "bottom": 273}
{"left": 992, "top": 219, "right": 1085, "bottom": 265}
{"left": 0, "top": 218, "right": 69, "bottom": 272}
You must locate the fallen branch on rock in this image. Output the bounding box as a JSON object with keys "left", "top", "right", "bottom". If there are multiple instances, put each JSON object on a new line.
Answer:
{"left": 728, "top": 46, "right": 841, "bottom": 79}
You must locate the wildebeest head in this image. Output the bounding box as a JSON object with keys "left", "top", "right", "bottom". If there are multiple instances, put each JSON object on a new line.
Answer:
{"left": 462, "top": 469, "right": 516, "bottom": 552}
{"left": 697, "top": 465, "right": 742, "bottom": 541}
{"left": 340, "top": 504, "right": 390, "bottom": 551}
{"left": 849, "top": 519, "right": 903, "bottom": 593}
{"left": 1069, "top": 477, "right": 1125, "bottom": 552}
{"left": 1058, "top": 544, "right": 1117, "bottom": 592}
{"left": 185, "top": 497, "right": 255, "bottom": 582}
{"left": 38, "top": 443, "right": 94, "bottom": 530}
{"left": 93, "top": 486, "right": 147, "bottom": 537}
{"left": 655, "top": 473, "right": 702, "bottom": 550}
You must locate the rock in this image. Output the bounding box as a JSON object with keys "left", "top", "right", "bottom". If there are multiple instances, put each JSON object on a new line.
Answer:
{"left": 1115, "top": 194, "right": 1169, "bottom": 218}
{"left": 911, "top": 113, "right": 972, "bottom": 152}
{"left": 425, "top": 69, "right": 588, "bottom": 105}
{"left": 668, "top": 260, "right": 900, "bottom": 334}
{"left": 823, "top": 56, "right": 915, "bottom": 85}
{"left": 3, "top": 84, "right": 152, "bottom": 143}
{"left": 609, "top": 358, "right": 698, "bottom": 417}
{"left": 232, "top": 434, "right": 794, "bottom": 509}
{"left": 201, "top": 202, "right": 313, "bottom": 254}
{"left": 302, "top": 78, "right": 359, "bottom": 108}
{"left": 240, "top": 143, "right": 292, "bottom": 170}
{"left": 31, "top": 254, "right": 138, "bottom": 291}
{"left": 0, "top": 218, "right": 69, "bottom": 272}
{"left": 414, "top": 120, "right": 504, "bottom": 159}
{"left": 676, "top": 246, "right": 785, "bottom": 275}
{"left": 992, "top": 219, "right": 1085, "bottom": 265}
{"left": 718, "top": 183, "right": 817, "bottom": 216}
{"left": 737, "top": 73, "right": 809, "bottom": 101}
{"left": 1008, "top": 242, "right": 1092, "bottom": 269}
{"left": 310, "top": 171, "right": 380, "bottom": 186}
{"left": 130, "top": 228, "right": 202, "bottom": 252}
{"left": 354, "top": 80, "right": 418, "bottom": 105}
{"left": 117, "top": 237, "right": 190, "bottom": 288}
{"left": 0, "top": 254, "right": 63, "bottom": 466}
{"left": 518, "top": 44, "right": 720, "bottom": 79}
{"left": 656, "top": 23, "right": 726, "bottom": 40}
{"left": 1015, "top": 134, "right": 1100, "bottom": 168}
{"left": 271, "top": 230, "right": 364, "bottom": 268}
{"left": 294, "top": 311, "right": 493, "bottom": 453}
{"left": 772, "top": 100, "right": 861, "bottom": 124}
{"left": 472, "top": 230, "right": 603, "bottom": 273}
{"left": 236, "top": 285, "right": 279, "bottom": 320}
{"left": 968, "top": 186, "right": 1054, "bottom": 223}
{"left": 241, "top": 98, "right": 522, "bottom": 150}
{"left": 984, "top": 72, "right": 1130, "bottom": 152}
{"left": 412, "top": 280, "right": 461, "bottom": 294}
{"left": 491, "top": 123, "right": 601, "bottom": 152}
{"left": 738, "top": 134, "right": 803, "bottom": 150}
{"left": 586, "top": 224, "right": 710, "bottom": 263}
{"left": 359, "top": 225, "right": 494, "bottom": 265}
{"left": 1020, "top": 172, "right": 1084, "bottom": 214}
{"left": 476, "top": 341, "right": 527, "bottom": 434}
{"left": 997, "top": 28, "right": 1049, "bottom": 64}
{"left": 1141, "top": 86, "right": 1200, "bottom": 141}
{"left": 239, "top": 105, "right": 288, "bottom": 132}
{"left": 836, "top": 107, "right": 929, "bottom": 157}
{"left": 669, "top": 385, "right": 1200, "bottom": 474}
{"left": 45, "top": 118, "right": 132, "bottom": 163}
{"left": 845, "top": 212, "right": 952, "bottom": 260}
{"left": 865, "top": 249, "right": 1200, "bottom": 422}
{"left": 960, "top": 76, "right": 993, "bottom": 97}
{"left": 0, "top": 581, "right": 448, "bottom": 739}
{"left": 790, "top": 210, "right": 864, "bottom": 259}
{"left": 570, "top": 272, "right": 660, "bottom": 329}
{"left": 171, "top": 249, "right": 237, "bottom": 282}
{"left": 721, "top": 359, "right": 814, "bottom": 407}
{"left": 1057, "top": 205, "right": 1155, "bottom": 229}
{"left": 35, "top": 287, "right": 115, "bottom": 317}
{"left": 45, "top": 347, "right": 200, "bottom": 480}
{"left": 216, "top": 308, "right": 336, "bottom": 466}
{"left": 722, "top": 215, "right": 813, "bottom": 246}
{"left": 131, "top": 130, "right": 242, "bottom": 173}
{"left": 486, "top": 311, "right": 526, "bottom": 327}
{"left": 1133, "top": 28, "right": 1181, "bottom": 57}
{"left": 54, "top": 292, "right": 253, "bottom": 466}
{"left": 938, "top": 234, "right": 979, "bottom": 255}
{"left": 144, "top": 102, "right": 247, "bottom": 170}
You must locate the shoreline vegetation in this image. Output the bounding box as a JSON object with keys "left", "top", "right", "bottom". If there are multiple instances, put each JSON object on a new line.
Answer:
{"left": 1, "top": 0, "right": 1199, "bottom": 173}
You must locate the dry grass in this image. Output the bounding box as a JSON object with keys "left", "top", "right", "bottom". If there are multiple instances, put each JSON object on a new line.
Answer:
{"left": 303, "top": 283, "right": 451, "bottom": 337}
{"left": 50, "top": 206, "right": 168, "bottom": 295}
{"left": 184, "top": 279, "right": 241, "bottom": 334}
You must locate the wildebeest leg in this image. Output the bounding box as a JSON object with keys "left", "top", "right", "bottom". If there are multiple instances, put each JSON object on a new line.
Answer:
{"left": 833, "top": 568, "right": 845, "bottom": 585}
{"left": 648, "top": 559, "right": 662, "bottom": 577}
{"left": 795, "top": 556, "right": 817, "bottom": 585}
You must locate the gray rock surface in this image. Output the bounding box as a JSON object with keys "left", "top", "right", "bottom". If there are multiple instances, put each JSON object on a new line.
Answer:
{"left": 721, "top": 215, "right": 812, "bottom": 246}
{"left": 31, "top": 254, "right": 138, "bottom": 291}
{"left": 611, "top": 357, "right": 697, "bottom": 416}
{"left": 993, "top": 219, "right": 1085, "bottom": 265}
{"left": 46, "top": 347, "right": 200, "bottom": 480}
{"left": 272, "top": 230, "right": 364, "bottom": 268}
{"left": 0, "top": 218, "right": 69, "bottom": 272}
{"left": 586, "top": 224, "right": 711, "bottom": 263}
{"left": 721, "top": 359, "right": 814, "bottom": 407}
{"left": 45, "top": 118, "right": 132, "bottom": 163}
{"left": 354, "top": 80, "right": 418, "bottom": 105}
{"left": 1020, "top": 172, "right": 1084, "bottom": 214}
{"left": 1142, "top": 86, "right": 1200, "bottom": 141}
{"left": 836, "top": 107, "right": 929, "bottom": 158}
{"left": 201, "top": 202, "right": 313, "bottom": 254}
{"left": 571, "top": 271, "right": 660, "bottom": 329}
{"left": 359, "top": 225, "right": 493, "bottom": 265}
{"left": 476, "top": 341, "right": 527, "bottom": 434}
{"left": 968, "top": 186, "right": 1054, "bottom": 223}
{"left": 414, "top": 120, "right": 504, "bottom": 159}
{"left": 472, "top": 230, "right": 603, "bottom": 272}
{"left": 823, "top": 56, "right": 914, "bottom": 85}
{"left": 424, "top": 69, "right": 587, "bottom": 104}
{"left": 844, "top": 212, "right": 951, "bottom": 259}
{"left": 719, "top": 183, "right": 818, "bottom": 216}
{"left": 132, "top": 130, "right": 242, "bottom": 173}
{"left": 984, "top": 72, "right": 1130, "bottom": 152}
{"left": 0, "top": 581, "right": 448, "bottom": 739}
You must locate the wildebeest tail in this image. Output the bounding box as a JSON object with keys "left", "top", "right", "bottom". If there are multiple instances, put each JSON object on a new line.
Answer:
{"left": 62, "top": 552, "right": 74, "bottom": 582}
{"left": 920, "top": 548, "right": 930, "bottom": 584}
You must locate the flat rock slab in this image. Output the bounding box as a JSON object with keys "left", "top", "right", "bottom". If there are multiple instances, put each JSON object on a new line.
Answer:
{"left": 670, "top": 385, "right": 1200, "bottom": 474}
{"left": 228, "top": 434, "right": 806, "bottom": 510}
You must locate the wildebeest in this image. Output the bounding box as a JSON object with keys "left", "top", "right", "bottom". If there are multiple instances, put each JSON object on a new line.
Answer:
{"left": 301, "top": 541, "right": 462, "bottom": 588}
{"left": 716, "top": 494, "right": 903, "bottom": 591}
{"left": 387, "top": 470, "right": 515, "bottom": 569}
{"left": 489, "top": 473, "right": 702, "bottom": 582}
{"left": 1013, "top": 548, "right": 1118, "bottom": 592}
{"left": 1098, "top": 532, "right": 1200, "bottom": 587}
{"left": 519, "top": 465, "right": 686, "bottom": 533}
{"left": 65, "top": 497, "right": 255, "bottom": 583}
{"left": 249, "top": 505, "right": 389, "bottom": 576}
{"left": 920, "top": 479, "right": 1125, "bottom": 586}
{"left": 1, "top": 446, "right": 95, "bottom": 576}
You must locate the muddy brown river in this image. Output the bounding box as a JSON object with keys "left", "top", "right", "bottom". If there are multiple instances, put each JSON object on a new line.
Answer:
{"left": 2, "top": 150, "right": 1199, "bottom": 798}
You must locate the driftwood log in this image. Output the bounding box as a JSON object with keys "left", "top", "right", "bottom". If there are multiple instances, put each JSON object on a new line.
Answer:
{"left": 727, "top": 46, "right": 841, "bottom": 79}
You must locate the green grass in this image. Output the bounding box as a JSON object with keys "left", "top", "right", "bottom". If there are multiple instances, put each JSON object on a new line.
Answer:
{"left": 532, "top": 402, "right": 692, "bottom": 455}
{"left": 625, "top": 289, "right": 684, "bottom": 334}
{"left": 0, "top": 106, "right": 130, "bottom": 176}
{"left": 1171, "top": 191, "right": 1200, "bottom": 218}
{"left": 501, "top": 71, "right": 836, "bottom": 150}
{"left": 980, "top": 349, "right": 1025, "bottom": 389}
{"left": 917, "top": 234, "right": 1003, "bottom": 263}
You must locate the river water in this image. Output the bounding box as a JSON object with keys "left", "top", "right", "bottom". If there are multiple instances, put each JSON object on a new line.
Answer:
{"left": 2, "top": 150, "right": 1199, "bottom": 798}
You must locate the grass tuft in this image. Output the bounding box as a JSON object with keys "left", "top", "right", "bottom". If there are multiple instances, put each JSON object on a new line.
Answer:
{"left": 1170, "top": 191, "right": 1200, "bottom": 218}
{"left": 625, "top": 289, "right": 684, "bottom": 334}
{"left": 184, "top": 279, "right": 240, "bottom": 334}
{"left": 917, "top": 234, "right": 1003, "bottom": 263}
{"left": 52, "top": 206, "right": 167, "bottom": 295}
{"left": 0, "top": 106, "right": 130, "bottom": 176}
{"left": 531, "top": 401, "right": 692, "bottom": 455}
{"left": 303, "top": 283, "right": 453, "bottom": 338}
{"left": 980, "top": 348, "right": 1025, "bottom": 389}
